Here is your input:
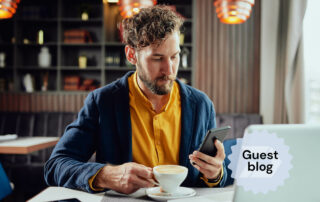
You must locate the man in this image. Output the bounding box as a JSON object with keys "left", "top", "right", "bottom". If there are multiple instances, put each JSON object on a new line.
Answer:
{"left": 44, "top": 5, "right": 227, "bottom": 194}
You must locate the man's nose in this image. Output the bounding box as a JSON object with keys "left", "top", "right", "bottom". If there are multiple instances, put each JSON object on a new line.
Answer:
{"left": 161, "top": 59, "right": 173, "bottom": 75}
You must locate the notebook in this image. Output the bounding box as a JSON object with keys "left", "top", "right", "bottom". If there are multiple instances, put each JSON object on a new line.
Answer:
{"left": 232, "top": 124, "right": 320, "bottom": 202}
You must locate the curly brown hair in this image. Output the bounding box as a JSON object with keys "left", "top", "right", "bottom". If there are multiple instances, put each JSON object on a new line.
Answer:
{"left": 122, "top": 5, "right": 184, "bottom": 49}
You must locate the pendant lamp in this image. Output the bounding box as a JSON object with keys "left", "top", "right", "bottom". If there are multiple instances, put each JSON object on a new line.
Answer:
{"left": 214, "top": 0, "right": 254, "bottom": 24}
{"left": 118, "top": 0, "right": 156, "bottom": 18}
{"left": 0, "top": 0, "right": 20, "bottom": 19}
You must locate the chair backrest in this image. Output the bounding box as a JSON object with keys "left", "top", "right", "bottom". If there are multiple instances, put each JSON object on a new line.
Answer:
{"left": 216, "top": 114, "right": 263, "bottom": 139}
{"left": 0, "top": 162, "right": 12, "bottom": 200}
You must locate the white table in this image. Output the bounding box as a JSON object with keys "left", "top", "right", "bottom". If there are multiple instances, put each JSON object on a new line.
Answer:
{"left": 28, "top": 186, "right": 235, "bottom": 202}
{"left": 0, "top": 137, "right": 59, "bottom": 154}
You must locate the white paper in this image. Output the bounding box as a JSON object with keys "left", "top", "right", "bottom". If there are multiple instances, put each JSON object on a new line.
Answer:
{"left": 27, "top": 187, "right": 104, "bottom": 202}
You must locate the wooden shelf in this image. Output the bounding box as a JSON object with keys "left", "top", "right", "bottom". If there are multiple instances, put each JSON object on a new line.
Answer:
{"left": 105, "top": 66, "right": 135, "bottom": 71}
{"left": 17, "top": 43, "right": 58, "bottom": 46}
{"left": 181, "top": 43, "right": 192, "bottom": 47}
{"left": 184, "top": 18, "right": 193, "bottom": 23}
{"left": 61, "top": 43, "right": 102, "bottom": 47}
{"left": 60, "top": 18, "right": 103, "bottom": 23}
{"left": 179, "top": 68, "right": 192, "bottom": 72}
{"left": 104, "top": 67, "right": 192, "bottom": 72}
{"left": 0, "top": 67, "right": 14, "bottom": 71}
{"left": 60, "top": 66, "right": 101, "bottom": 70}
{"left": 17, "top": 19, "right": 58, "bottom": 22}
{"left": 16, "top": 66, "right": 58, "bottom": 70}
{"left": 104, "top": 42, "right": 124, "bottom": 46}
{"left": 0, "top": 43, "right": 14, "bottom": 46}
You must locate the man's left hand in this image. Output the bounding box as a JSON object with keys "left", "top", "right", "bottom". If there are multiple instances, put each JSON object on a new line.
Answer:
{"left": 189, "top": 140, "right": 225, "bottom": 180}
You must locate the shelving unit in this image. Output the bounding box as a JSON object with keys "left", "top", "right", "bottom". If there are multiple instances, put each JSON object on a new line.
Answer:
{"left": 0, "top": 0, "right": 194, "bottom": 94}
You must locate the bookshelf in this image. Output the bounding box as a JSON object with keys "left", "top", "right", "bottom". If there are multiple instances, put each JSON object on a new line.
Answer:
{"left": 0, "top": 0, "right": 194, "bottom": 94}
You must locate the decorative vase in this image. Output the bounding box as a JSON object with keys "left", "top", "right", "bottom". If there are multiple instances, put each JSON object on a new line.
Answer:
{"left": 0, "top": 52, "right": 5, "bottom": 68}
{"left": 38, "top": 47, "right": 51, "bottom": 68}
{"left": 181, "top": 47, "right": 190, "bottom": 69}
{"left": 78, "top": 55, "right": 87, "bottom": 69}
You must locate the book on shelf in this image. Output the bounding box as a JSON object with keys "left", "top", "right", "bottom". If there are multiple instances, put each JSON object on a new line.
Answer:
{"left": 64, "top": 29, "right": 93, "bottom": 43}
{"left": 0, "top": 78, "right": 5, "bottom": 92}
{"left": 64, "top": 76, "right": 81, "bottom": 91}
{"left": 79, "top": 79, "right": 98, "bottom": 91}
{"left": 64, "top": 76, "right": 99, "bottom": 91}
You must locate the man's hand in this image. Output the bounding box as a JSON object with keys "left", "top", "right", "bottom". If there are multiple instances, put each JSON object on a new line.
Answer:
{"left": 93, "top": 162, "right": 155, "bottom": 194}
{"left": 189, "top": 140, "right": 225, "bottom": 180}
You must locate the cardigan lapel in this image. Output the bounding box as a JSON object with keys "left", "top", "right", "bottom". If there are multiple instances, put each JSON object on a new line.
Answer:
{"left": 177, "top": 80, "right": 195, "bottom": 167}
{"left": 113, "top": 72, "right": 134, "bottom": 163}
{"left": 176, "top": 80, "right": 200, "bottom": 186}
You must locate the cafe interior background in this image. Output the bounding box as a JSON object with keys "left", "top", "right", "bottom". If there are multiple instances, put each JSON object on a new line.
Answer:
{"left": 0, "top": 0, "right": 319, "bottom": 201}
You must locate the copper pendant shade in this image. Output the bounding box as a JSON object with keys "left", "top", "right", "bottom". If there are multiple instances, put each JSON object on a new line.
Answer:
{"left": 0, "top": 0, "right": 20, "bottom": 19}
{"left": 118, "top": 0, "right": 156, "bottom": 18}
{"left": 214, "top": 0, "right": 254, "bottom": 24}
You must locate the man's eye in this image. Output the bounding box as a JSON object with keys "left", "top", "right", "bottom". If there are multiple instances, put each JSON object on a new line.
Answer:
{"left": 171, "top": 55, "right": 179, "bottom": 60}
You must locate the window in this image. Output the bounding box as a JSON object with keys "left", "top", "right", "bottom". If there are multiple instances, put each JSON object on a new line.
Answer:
{"left": 303, "top": 0, "right": 320, "bottom": 123}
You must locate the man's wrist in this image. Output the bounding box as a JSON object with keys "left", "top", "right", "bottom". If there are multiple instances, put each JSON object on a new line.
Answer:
{"left": 93, "top": 165, "right": 112, "bottom": 189}
{"left": 88, "top": 167, "right": 105, "bottom": 191}
{"left": 200, "top": 166, "right": 224, "bottom": 187}
{"left": 207, "top": 170, "right": 222, "bottom": 183}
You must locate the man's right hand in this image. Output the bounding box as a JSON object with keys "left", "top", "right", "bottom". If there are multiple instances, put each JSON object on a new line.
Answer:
{"left": 93, "top": 162, "right": 155, "bottom": 194}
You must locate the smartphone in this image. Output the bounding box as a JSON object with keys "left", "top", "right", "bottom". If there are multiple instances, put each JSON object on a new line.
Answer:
{"left": 198, "top": 126, "right": 231, "bottom": 157}
{"left": 50, "top": 199, "right": 81, "bottom": 202}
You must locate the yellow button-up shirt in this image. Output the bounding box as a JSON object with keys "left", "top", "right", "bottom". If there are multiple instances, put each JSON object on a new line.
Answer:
{"left": 128, "top": 72, "right": 181, "bottom": 167}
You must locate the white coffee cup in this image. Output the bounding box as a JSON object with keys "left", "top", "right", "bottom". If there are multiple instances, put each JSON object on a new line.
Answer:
{"left": 153, "top": 165, "right": 188, "bottom": 193}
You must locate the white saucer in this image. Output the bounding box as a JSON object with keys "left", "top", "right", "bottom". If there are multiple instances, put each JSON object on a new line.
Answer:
{"left": 146, "top": 187, "right": 196, "bottom": 201}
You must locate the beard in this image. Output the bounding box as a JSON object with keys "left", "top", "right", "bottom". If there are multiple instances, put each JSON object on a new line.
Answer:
{"left": 136, "top": 63, "right": 176, "bottom": 95}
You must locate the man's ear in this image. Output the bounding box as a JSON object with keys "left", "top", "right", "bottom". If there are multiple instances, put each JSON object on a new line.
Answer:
{"left": 125, "top": 45, "right": 137, "bottom": 65}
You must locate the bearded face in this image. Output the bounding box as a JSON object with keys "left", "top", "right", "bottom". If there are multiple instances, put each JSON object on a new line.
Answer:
{"left": 134, "top": 31, "right": 181, "bottom": 95}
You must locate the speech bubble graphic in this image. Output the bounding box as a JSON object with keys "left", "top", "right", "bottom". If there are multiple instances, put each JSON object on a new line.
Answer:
{"left": 227, "top": 130, "right": 293, "bottom": 194}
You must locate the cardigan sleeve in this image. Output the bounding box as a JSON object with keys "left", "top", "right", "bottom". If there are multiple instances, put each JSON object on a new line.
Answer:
{"left": 44, "top": 92, "right": 106, "bottom": 193}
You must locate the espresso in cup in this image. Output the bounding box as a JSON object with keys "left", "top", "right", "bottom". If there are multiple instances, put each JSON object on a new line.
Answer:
{"left": 153, "top": 165, "right": 188, "bottom": 193}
